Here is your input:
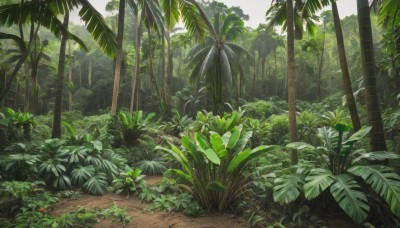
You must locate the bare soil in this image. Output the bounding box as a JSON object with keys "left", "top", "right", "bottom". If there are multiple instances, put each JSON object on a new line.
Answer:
{"left": 51, "top": 176, "right": 246, "bottom": 228}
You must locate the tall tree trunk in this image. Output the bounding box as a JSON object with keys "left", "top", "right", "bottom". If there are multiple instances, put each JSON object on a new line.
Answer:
{"left": 79, "top": 64, "right": 82, "bottom": 88}
{"left": 111, "top": 0, "right": 126, "bottom": 115}
{"left": 317, "top": 22, "right": 326, "bottom": 101}
{"left": 261, "top": 57, "right": 266, "bottom": 98}
{"left": 332, "top": 2, "right": 361, "bottom": 131}
{"left": 274, "top": 48, "right": 278, "bottom": 96}
{"left": 287, "top": 0, "right": 298, "bottom": 165}
{"left": 160, "top": 33, "right": 166, "bottom": 101}
{"left": 14, "top": 82, "right": 19, "bottom": 109}
{"left": 88, "top": 61, "right": 92, "bottom": 86}
{"left": 165, "top": 31, "right": 173, "bottom": 109}
{"left": 52, "top": 13, "right": 69, "bottom": 138}
{"left": 23, "top": 63, "right": 30, "bottom": 112}
{"left": 357, "top": 0, "right": 386, "bottom": 151}
{"left": 147, "top": 26, "right": 163, "bottom": 109}
{"left": 252, "top": 52, "right": 257, "bottom": 98}
{"left": 130, "top": 15, "right": 141, "bottom": 115}
{"left": 68, "top": 65, "right": 73, "bottom": 111}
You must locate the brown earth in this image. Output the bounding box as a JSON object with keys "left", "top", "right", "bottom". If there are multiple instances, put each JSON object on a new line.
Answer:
{"left": 51, "top": 176, "right": 246, "bottom": 228}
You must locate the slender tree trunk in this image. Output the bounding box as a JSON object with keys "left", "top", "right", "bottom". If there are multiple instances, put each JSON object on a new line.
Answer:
{"left": 165, "top": 31, "right": 173, "bottom": 109}
{"left": 261, "top": 57, "right": 266, "bottom": 98}
{"left": 252, "top": 52, "right": 257, "bottom": 98}
{"left": 88, "top": 61, "right": 92, "bottom": 86}
{"left": 52, "top": 13, "right": 69, "bottom": 138}
{"left": 130, "top": 15, "right": 141, "bottom": 115}
{"left": 147, "top": 26, "right": 163, "bottom": 107}
{"left": 23, "top": 63, "right": 30, "bottom": 112}
{"left": 357, "top": 0, "right": 386, "bottom": 151}
{"left": 111, "top": 0, "right": 126, "bottom": 115}
{"left": 160, "top": 33, "right": 166, "bottom": 101}
{"left": 332, "top": 2, "right": 361, "bottom": 131}
{"left": 274, "top": 48, "right": 278, "bottom": 96}
{"left": 14, "top": 82, "right": 19, "bottom": 110}
{"left": 68, "top": 65, "right": 73, "bottom": 111}
{"left": 317, "top": 22, "right": 326, "bottom": 101}
{"left": 287, "top": 0, "right": 298, "bottom": 165}
{"left": 79, "top": 64, "right": 82, "bottom": 88}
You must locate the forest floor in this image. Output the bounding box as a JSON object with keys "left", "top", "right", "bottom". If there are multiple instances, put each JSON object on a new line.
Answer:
{"left": 51, "top": 175, "right": 246, "bottom": 228}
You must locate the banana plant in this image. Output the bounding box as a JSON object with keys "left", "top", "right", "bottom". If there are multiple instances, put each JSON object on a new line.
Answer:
{"left": 273, "top": 123, "right": 400, "bottom": 223}
{"left": 157, "top": 125, "right": 280, "bottom": 210}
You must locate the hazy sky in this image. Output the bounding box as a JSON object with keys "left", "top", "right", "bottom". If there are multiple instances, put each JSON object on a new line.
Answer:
{"left": 71, "top": 0, "right": 358, "bottom": 28}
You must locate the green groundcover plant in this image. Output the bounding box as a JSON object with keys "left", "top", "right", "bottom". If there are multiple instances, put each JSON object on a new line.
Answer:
{"left": 273, "top": 123, "right": 400, "bottom": 223}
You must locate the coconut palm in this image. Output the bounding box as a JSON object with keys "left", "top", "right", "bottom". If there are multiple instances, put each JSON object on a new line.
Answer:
{"left": 286, "top": 0, "right": 298, "bottom": 165}
{"left": 357, "top": 0, "right": 387, "bottom": 151}
{"left": 0, "top": 0, "right": 117, "bottom": 138}
{"left": 110, "top": 0, "right": 126, "bottom": 116}
{"left": 186, "top": 13, "right": 249, "bottom": 115}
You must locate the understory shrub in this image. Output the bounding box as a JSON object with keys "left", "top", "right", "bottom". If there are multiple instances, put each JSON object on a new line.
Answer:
{"left": 158, "top": 125, "right": 280, "bottom": 210}
{"left": 274, "top": 123, "right": 400, "bottom": 224}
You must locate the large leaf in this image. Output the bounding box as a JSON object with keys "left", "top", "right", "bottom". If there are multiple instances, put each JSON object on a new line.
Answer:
{"left": 202, "top": 149, "right": 220, "bottom": 165}
{"left": 273, "top": 174, "right": 304, "bottom": 205}
{"left": 83, "top": 173, "right": 108, "bottom": 196}
{"left": 71, "top": 165, "right": 95, "bottom": 185}
{"left": 206, "top": 181, "right": 226, "bottom": 192}
{"left": 227, "top": 148, "right": 250, "bottom": 173}
{"left": 330, "top": 174, "right": 370, "bottom": 223}
{"left": 210, "top": 133, "right": 227, "bottom": 159}
{"left": 304, "top": 168, "right": 335, "bottom": 200}
{"left": 353, "top": 151, "right": 400, "bottom": 164}
{"left": 287, "top": 142, "right": 315, "bottom": 150}
{"left": 181, "top": 135, "right": 204, "bottom": 167}
{"left": 348, "top": 165, "right": 400, "bottom": 217}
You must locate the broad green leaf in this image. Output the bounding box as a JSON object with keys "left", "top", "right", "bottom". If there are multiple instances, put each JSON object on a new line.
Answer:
{"left": 353, "top": 151, "right": 400, "bottom": 164}
{"left": 182, "top": 136, "right": 204, "bottom": 167}
{"left": 330, "top": 174, "right": 369, "bottom": 223}
{"left": 348, "top": 165, "right": 400, "bottom": 217}
{"left": 202, "top": 149, "right": 220, "bottom": 165}
{"left": 273, "top": 174, "right": 304, "bottom": 205}
{"left": 227, "top": 149, "right": 250, "bottom": 173}
{"left": 169, "top": 169, "right": 192, "bottom": 184}
{"left": 195, "top": 133, "right": 211, "bottom": 151}
{"left": 227, "top": 126, "right": 240, "bottom": 148}
{"left": 91, "top": 140, "right": 103, "bottom": 151}
{"left": 287, "top": 142, "right": 315, "bottom": 150}
{"left": 210, "top": 133, "right": 227, "bottom": 159}
{"left": 206, "top": 181, "right": 226, "bottom": 192}
{"left": 304, "top": 168, "right": 335, "bottom": 200}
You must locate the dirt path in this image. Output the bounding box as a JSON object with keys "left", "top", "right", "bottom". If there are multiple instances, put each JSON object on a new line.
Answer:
{"left": 51, "top": 176, "right": 246, "bottom": 228}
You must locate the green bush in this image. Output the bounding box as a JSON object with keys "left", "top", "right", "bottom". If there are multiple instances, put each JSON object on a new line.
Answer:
{"left": 112, "top": 166, "right": 145, "bottom": 196}
{"left": 157, "top": 125, "right": 280, "bottom": 210}
{"left": 274, "top": 124, "right": 400, "bottom": 223}
{"left": 118, "top": 111, "right": 155, "bottom": 145}
{"left": 267, "top": 114, "right": 289, "bottom": 145}
{"left": 243, "top": 100, "right": 282, "bottom": 118}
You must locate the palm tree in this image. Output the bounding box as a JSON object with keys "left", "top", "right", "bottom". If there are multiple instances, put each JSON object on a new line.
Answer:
{"left": 266, "top": 0, "right": 319, "bottom": 40}
{"left": 302, "top": 0, "right": 362, "bottom": 131}
{"left": 357, "top": 0, "right": 387, "bottom": 151}
{"left": 186, "top": 13, "right": 249, "bottom": 115}
{"left": 286, "top": 0, "right": 298, "bottom": 165}
{"left": 52, "top": 13, "right": 70, "bottom": 138}
{"left": 0, "top": 0, "right": 117, "bottom": 138}
{"left": 111, "top": 0, "right": 126, "bottom": 116}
